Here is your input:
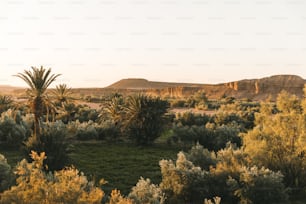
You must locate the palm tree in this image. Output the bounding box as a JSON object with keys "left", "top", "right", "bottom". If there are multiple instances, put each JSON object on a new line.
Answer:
{"left": 105, "top": 96, "right": 124, "bottom": 125}
{"left": 15, "top": 66, "right": 60, "bottom": 139}
{"left": 56, "top": 102, "right": 77, "bottom": 123}
{"left": 124, "top": 94, "right": 169, "bottom": 145}
{"left": 52, "top": 84, "right": 73, "bottom": 105}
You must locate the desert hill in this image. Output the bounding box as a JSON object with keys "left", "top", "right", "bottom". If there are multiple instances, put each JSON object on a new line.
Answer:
{"left": 107, "top": 75, "right": 306, "bottom": 100}
{"left": 1, "top": 75, "right": 305, "bottom": 101}
{"left": 0, "top": 85, "right": 24, "bottom": 95}
{"left": 106, "top": 78, "right": 205, "bottom": 89}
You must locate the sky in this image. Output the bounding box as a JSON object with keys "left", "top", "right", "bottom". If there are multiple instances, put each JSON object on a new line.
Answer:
{"left": 0, "top": 0, "right": 306, "bottom": 88}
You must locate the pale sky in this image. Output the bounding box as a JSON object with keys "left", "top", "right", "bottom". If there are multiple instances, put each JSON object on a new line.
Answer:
{"left": 0, "top": 0, "right": 306, "bottom": 88}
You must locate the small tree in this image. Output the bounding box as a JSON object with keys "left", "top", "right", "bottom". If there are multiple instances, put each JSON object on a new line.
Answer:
{"left": 244, "top": 91, "right": 306, "bottom": 193}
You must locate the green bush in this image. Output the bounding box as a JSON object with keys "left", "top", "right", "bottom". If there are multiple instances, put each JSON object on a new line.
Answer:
{"left": 227, "top": 166, "right": 288, "bottom": 204}
{"left": 185, "top": 143, "right": 217, "bottom": 171}
{"left": 174, "top": 112, "right": 210, "bottom": 126}
{"left": 24, "top": 121, "right": 69, "bottom": 171}
{"left": 160, "top": 152, "right": 209, "bottom": 204}
{"left": 0, "top": 154, "right": 14, "bottom": 192}
{"left": 171, "top": 125, "right": 241, "bottom": 151}
{"left": 72, "top": 121, "right": 98, "bottom": 140}
{"left": 96, "top": 122, "right": 121, "bottom": 141}
{"left": 77, "top": 106, "right": 99, "bottom": 123}
{"left": 160, "top": 143, "right": 288, "bottom": 204}
{"left": 0, "top": 110, "right": 28, "bottom": 147}
{"left": 170, "top": 99, "right": 186, "bottom": 108}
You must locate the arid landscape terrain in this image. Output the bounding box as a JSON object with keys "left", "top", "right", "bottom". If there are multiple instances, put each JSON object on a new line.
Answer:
{"left": 0, "top": 68, "right": 306, "bottom": 204}
{"left": 3, "top": 74, "right": 305, "bottom": 101}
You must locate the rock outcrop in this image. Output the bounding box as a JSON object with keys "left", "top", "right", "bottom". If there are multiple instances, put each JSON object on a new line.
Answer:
{"left": 223, "top": 75, "right": 305, "bottom": 100}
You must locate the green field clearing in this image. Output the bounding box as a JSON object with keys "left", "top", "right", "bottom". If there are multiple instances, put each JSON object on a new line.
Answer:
{"left": 1, "top": 143, "right": 181, "bottom": 196}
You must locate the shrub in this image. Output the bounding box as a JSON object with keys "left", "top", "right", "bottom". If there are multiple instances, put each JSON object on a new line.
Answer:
{"left": 204, "top": 197, "right": 221, "bottom": 204}
{"left": 75, "top": 121, "right": 98, "bottom": 140}
{"left": 159, "top": 152, "right": 209, "bottom": 204}
{"left": 227, "top": 166, "right": 288, "bottom": 204}
{"left": 0, "top": 151, "right": 104, "bottom": 204}
{"left": 0, "top": 110, "right": 28, "bottom": 147}
{"left": 24, "top": 121, "right": 69, "bottom": 171}
{"left": 171, "top": 125, "right": 241, "bottom": 151}
{"left": 0, "top": 154, "right": 14, "bottom": 192}
{"left": 96, "top": 121, "right": 121, "bottom": 141}
{"left": 170, "top": 99, "right": 185, "bottom": 108}
{"left": 129, "top": 177, "right": 165, "bottom": 204}
{"left": 244, "top": 92, "right": 306, "bottom": 195}
{"left": 77, "top": 106, "right": 99, "bottom": 123}
{"left": 174, "top": 112, "right": 210, "bottom": 126}
{"left": 185, "top": 143, "right": 217, "bottom": 171}
{"left": 109, "top": 189, "right": 133, "bottom": 204}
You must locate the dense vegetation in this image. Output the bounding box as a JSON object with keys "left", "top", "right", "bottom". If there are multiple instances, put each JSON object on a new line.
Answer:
{"left": 0, "top": 67, "right": 305, "bottom": 203}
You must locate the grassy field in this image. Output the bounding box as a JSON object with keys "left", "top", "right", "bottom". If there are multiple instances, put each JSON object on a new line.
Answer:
{"left": 1, "top": 143, "right": 181, "bottom": 196}
{"left": 69, "top": 143, "right": 181, "bottom": 195}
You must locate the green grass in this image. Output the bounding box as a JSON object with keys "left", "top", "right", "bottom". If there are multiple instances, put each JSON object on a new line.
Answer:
{"left": 69, "top": 143, "right": 181, "bottom": 195}
{"left": 1, "top": 142, "right": 180, "bottom": 195}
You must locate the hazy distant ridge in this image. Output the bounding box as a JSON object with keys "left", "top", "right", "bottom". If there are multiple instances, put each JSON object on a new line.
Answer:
{"left": 106, "top": 78, "right": 205, "bottom": 89}
{"left": 107, "top": 75, "right": 306, "bottom": 100}
{"left": 1, "top": 75, "right": 305, "bottom": 101}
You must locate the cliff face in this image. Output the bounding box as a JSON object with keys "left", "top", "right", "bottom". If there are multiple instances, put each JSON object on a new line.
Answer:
{"left": 224, "top": 75, "right": 305, "bottom": 100}
{"left": 147, "top": 87, "right": 204, "bottom": 98}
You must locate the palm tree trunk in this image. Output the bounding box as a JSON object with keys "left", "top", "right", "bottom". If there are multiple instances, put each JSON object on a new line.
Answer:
{"left": 33, "top": 96, "right": 43, "bottom": 142}
{"left": 34, "top": 114, "right": 40, "bottom": 142}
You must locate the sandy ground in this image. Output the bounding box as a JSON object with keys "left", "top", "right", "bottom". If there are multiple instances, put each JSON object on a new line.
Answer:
{"left": 78, "top": 101, "right": 217, "bottom": 115}
{"left": 169, "top": 108, "right": 217, "bottom": 115}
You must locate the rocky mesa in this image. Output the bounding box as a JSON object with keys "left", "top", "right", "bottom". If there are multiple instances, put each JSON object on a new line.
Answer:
{"left": 107, "top": 75, "right": 306, "bottom": 100}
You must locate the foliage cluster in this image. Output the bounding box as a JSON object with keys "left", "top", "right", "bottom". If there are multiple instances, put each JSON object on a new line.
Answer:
{"left": 159, "top": 143, "right": 288, "bottom": 204}
{"left": 244, "top": 90, "right": 306, "bottom": 196}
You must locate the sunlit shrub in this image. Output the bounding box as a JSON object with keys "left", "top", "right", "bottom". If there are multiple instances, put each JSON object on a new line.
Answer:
{"left": 204, "top": 197, "right": 221, "bottom": 204}
{"left": 109, "top": 189, "right": 133, "bottom": 204}
{"left": 129, "top": 177, "right": 165, "bottom": 204}
{"left": 244, "top": 92, "right": 306, "bottom": 197}
{"left": 160, "top": 152, "right": 209, "bottom": 204}
{"left": 0, "top": 151, "right": 104, "bottom": 204}
{"left": 185, "top": 143, "right": 217, "bottom": 171}
{"left": 227, "top": 166, "right": 288, "bottom": 204}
